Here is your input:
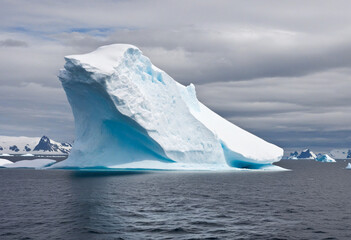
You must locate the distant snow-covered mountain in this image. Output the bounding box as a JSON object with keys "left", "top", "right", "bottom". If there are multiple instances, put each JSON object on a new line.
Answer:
{"left": 329, "top": 149, "right": 351, "bottom": 159}
{"left": 287, "top": 151, "right": 299, "bottom": 159}
{"left": 297, "top": 149, "right": 317, "bottom": 159}
{"left": 286, "top": 148, "right": 351, "bottom": 160}
{"left": 286, "top": 149, "right": 317, "bottom": 159}
{"left": 0, "top": 136, "right": 71, "bottom": 154}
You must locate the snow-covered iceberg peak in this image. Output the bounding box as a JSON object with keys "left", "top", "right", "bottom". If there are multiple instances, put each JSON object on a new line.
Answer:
{"left": 55, "top": 44, "right": 283, "bottom": 170}
{"left": 316, "top": 154, "right": 336, "bottom": 163}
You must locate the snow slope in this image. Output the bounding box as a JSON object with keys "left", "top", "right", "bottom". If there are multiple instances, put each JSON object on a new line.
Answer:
{"left": 0, "top": 136, "right": 40, "bottom": 154}
{"left": 54, "top": 44, "right": 283, "bottom": 170}
{"left": 329, "top": 149, "right": 351, "bottom": 159}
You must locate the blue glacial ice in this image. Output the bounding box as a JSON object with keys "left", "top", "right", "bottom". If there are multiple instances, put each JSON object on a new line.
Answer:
{"left": 316, "top": 154, "right": 336, "bottom": 163}
{"left": 53, "top": 44, "right": 283, "bottom": 170}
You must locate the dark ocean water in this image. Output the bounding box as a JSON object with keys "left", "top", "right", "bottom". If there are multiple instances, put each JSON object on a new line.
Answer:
{"left": 0, "top": 160, "right": 351, "bottom": 240}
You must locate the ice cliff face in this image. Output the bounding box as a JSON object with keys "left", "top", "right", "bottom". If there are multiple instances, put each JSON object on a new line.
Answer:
{"left": 55, "top": 44, "right": 283, "bottom": 170}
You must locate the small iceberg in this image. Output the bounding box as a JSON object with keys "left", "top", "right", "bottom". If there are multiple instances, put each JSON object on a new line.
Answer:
{"left": 346, "top": 163, "right": 351, "bottom": 170}
{"left": 21, "top": 153, "right": 34, "bottom": 157}
{"left": 316, "top": 154, "right": 336, "bottom": 162}
{"left": 3, "top": 159, "right": 56, "bottom": 169}
{"left": 0, "top": 158, "right": 13, "bottom": 167}
{"left": 0, "top": 153, "right": 12, "bottom": 157}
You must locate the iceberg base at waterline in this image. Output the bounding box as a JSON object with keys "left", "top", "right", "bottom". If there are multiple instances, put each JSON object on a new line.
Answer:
{"left": 346, "top": 163, "right": 351, "bottom": 170}
{"left": 51, "top": 44, "right": 283, "bottom": 171}
{"left": 54, "top": 160, "right": 286, "bottom": 171}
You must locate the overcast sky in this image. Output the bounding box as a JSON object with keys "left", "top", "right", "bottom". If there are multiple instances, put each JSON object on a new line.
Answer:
{"left": 1, "top": 0, "right": 351, "bottom": 152}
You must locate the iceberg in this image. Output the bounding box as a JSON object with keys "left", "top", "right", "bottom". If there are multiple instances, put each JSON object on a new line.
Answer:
{"left": 346, "top": 163, "right": 351, "bottom": 170}
{"left": 3, "top": 159, "right": 56, "bottom": 169}
{"left": 21, "top": 153, "right": 34, "bottom": 157}
{"left": 53, "top": 44, "right": 283, "bottom": 170}
{"left": 316, "top": 154, "right": 336, "bottom": 163}
{"left": 0, "top": 158, "right": 13, "bottom": 167}
{"left": 0, "top": 153, "right": 12, "bottom": 157}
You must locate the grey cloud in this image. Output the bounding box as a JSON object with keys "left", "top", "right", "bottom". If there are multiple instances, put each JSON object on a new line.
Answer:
{"left": 0, "top": 39, "right": 70, "bottom": 87}
{"left": 195, "top": 70, "right": 351, "bottom": 149}
{"left": 196, "top": 69, "right": 351, "bottom": 112}
{"left": 53, "top": 28, "right": 351, "bottom": 85}
{"left": 1, "top": 1, "right": 351, "bottom": 33}
{"left": 0, "top": 83, "right": 74, "bottom": 142}
{"left": 0, "top": 0, "right": 351, "bottom": 151}
{"left": 0, "top": 39, "right": 28, "bottom": 47}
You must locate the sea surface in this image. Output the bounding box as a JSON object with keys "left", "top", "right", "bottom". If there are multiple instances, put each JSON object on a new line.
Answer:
{"left": 0, "top": 160, "right": 351, "bottom": 240}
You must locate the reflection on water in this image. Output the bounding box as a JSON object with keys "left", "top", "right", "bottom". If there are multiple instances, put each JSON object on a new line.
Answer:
{"left": 70, "top": 170, "right": 151, "bottom": 178}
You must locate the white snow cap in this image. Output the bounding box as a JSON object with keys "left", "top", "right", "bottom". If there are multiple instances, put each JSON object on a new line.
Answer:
{"left": 56, "top": 44, "right": 284, "bottom": 170}
{"left": 65, "top": 44, "right": 138, "bottom": 75}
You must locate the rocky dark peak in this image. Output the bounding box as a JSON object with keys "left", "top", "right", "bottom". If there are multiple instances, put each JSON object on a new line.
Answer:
{"left": 347, "top": 150, "right": 351, "bottom": 159}
{"left": 61, "top": 142, "right": 72, "bottom": 147}
{"left": 34, "top": 136, "right": 56, "bottom": 152}
{"left": 9, "top": 145, "right": 19, "bottom": 152}
{"left": 41, "top": 136, "right": 50, "bottom": 143}
{"left": 297, "top": 149, "right": 315, "bottom": 159}
{"left": 290, "top": 151, "right": 298, "bottom": 157}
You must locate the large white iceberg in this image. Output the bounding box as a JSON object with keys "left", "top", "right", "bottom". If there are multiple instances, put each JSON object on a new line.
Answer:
{"left": 53, "top": 44, "right": 283, "bottom": 170}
